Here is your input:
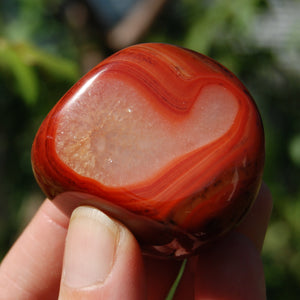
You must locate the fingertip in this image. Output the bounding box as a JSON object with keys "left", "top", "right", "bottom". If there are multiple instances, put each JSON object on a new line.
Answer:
{"left": 60, "top": 206, "right": 120, "bottom": 289}
{"left": 59, "top": 206, "right": 145, "bottom": 300}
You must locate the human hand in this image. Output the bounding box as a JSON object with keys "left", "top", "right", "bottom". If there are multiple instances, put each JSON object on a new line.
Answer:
{"left": 0, "top": 183, "right": 272, "bottom": 300}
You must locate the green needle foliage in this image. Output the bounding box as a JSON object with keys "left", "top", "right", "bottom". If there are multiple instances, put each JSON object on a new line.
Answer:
{"left": 165, "top": 259, "right": 187, "bottom": 300}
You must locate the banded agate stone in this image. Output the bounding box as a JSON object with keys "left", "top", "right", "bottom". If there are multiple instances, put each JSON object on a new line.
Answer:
{"left": 31, "top": 43, "right": 264, "bottom": 258}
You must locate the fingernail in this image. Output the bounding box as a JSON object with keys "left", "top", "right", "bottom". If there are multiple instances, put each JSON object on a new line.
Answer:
{"left": 62, "top": 206, "right": 119, "bottom": 288}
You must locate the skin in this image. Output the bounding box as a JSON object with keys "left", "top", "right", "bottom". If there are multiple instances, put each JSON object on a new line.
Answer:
{"left": 0, "top": 183, "right": 272, "bottom": 300}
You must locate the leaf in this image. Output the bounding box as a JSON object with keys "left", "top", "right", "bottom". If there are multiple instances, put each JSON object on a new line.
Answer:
{"left": 0, "top": 38, "right": 80, "bottom": 105}
{"left": 0, "top": 39, "right": 38, "bottom": 105}
{"left": 14, "top": 42, "right": 79, "bottom": 82}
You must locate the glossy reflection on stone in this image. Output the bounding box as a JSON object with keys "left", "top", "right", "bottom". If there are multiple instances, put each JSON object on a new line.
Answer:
{"left": 31, "top": 43, "right": 265, "bottom": 258}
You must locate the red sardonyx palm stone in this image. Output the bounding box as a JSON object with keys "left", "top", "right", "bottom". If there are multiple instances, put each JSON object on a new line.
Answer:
{"left": 31, "top": 43, "right": 264, "bottom": 258}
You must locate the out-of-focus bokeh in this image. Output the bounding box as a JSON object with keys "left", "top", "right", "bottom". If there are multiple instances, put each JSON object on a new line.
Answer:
{"left": 0, "top": 0, "right": 299, "bottom": 298}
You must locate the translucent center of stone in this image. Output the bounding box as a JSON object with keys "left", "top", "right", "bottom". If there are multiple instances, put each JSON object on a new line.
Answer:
{"left": 55, "top": 76, "right": 238, "bottom": 187}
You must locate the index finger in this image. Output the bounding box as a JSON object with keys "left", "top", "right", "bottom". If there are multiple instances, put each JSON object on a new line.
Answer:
{"left": 0, "top": 199, "right": 69, "bottom": 300}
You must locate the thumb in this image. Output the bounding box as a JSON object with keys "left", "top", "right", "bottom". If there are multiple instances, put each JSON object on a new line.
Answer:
{"left": 58, "top": 206, "right": 145, "bottom": 300}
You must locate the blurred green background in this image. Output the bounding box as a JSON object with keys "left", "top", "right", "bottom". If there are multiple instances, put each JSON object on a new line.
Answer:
{"left": 0, "top": 0, "right": 299, "bottom": 298}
